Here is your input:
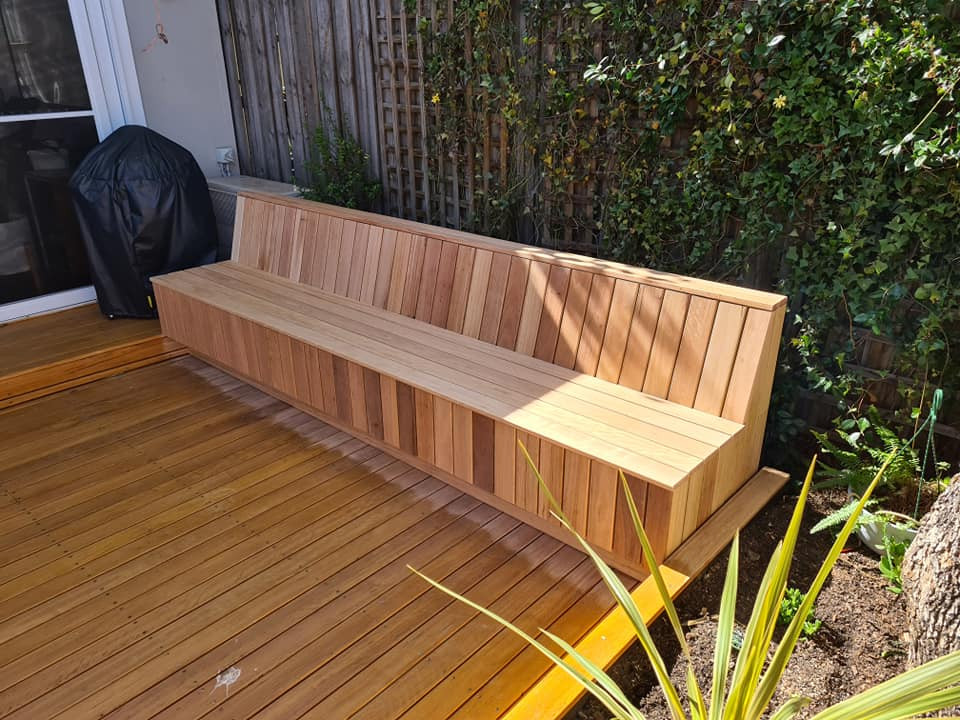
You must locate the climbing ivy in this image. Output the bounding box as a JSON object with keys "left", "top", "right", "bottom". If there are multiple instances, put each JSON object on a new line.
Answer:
{"left": 419, "top": 0, "right": 960, "bottom": 456}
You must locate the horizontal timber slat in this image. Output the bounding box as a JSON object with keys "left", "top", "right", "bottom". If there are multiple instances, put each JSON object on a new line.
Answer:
{"left": 0, "top": 304, "right": 186, "bottom": 410}
{"left": 166, "top": 265, "right": 735, "bottom": 470}
{"left": 212, "top": 262, "right": 741, "bottom": 441}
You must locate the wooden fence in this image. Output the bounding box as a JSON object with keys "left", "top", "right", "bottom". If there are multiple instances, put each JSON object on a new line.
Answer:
{"left": 216, "top": 0, "right": 381, "bottom": 188}
{"left": 219, "top": 1, "right": 536, "bottom": 235}
{"left": 216, "top": 0, "right": 419, "bottom": 219}
{"left": 219, "top": 2, "right": 615, "bottom": 252}
{"left": 216, "top": 0, "right": 644, "bottom": 254}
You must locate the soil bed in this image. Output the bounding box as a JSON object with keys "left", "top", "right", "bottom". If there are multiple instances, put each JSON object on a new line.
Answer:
{"left": 573, "top": 488, "right": 908, "bottom": 719}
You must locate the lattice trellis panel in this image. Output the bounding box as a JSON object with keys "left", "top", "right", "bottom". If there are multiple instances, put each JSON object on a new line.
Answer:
{"left": 371, "top": 0, "right": 432, "bottom": 223}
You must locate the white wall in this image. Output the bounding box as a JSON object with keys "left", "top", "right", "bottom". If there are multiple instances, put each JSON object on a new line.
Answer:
{"left": 121, "top": 0, "right": 236, "bottom": 177}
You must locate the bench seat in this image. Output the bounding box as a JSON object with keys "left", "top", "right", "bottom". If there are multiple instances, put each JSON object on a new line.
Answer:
{"left": 155, "top": 263, "right": 745, "bottom": 572}
{"left": 158, "top": 261, "right": 742, "bottom": 485}
{"left": 154, "top": 191, "right": 787, "bottom": 576}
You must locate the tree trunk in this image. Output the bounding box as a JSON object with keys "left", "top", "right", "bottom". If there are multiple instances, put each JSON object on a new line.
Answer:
{"left": 901, "top": 478, "right": 960, "bottom": 667}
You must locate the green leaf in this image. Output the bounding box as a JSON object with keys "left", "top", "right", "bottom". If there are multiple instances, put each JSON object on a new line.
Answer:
{"left": 725, "top": 457, "right": 815, "bottom": 720}
{"left": 768, "top": 696, "right": 811, "bottom": 720}
{"left": 621, "top": 472, "right": 707, "bottom": 718}
{"left": 542, "top": 629, "right": 640, "bottom": 715}
{"left": 556, "top": 506, "right": 687, "bottom": 720}
{"left": 722, "top": 541, "right": 784, "bottom": 720}
{"left": 531, "top": 452, "right": 683, "bottom": 720}
{"left": 708, "top": 534, "right": 739, "bottom": 720}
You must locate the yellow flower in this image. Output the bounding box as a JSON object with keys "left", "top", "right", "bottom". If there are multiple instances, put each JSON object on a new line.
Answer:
{"left": 773, "top": 93, "right": 788, "bottom": 110}
{"left": 431, "top": 92, "right": 440, "bottom": 105}
{"left": 548, "top": 67, "right": 557, "bottom": 77}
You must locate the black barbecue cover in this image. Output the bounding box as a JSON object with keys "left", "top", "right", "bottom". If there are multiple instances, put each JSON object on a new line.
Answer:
{"left": 70, "top": 125, "right": 216, "bottom": 318}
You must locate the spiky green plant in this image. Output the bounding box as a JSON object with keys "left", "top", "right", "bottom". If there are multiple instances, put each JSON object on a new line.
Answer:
{"left": 411, "top": 451, "right": 960, "bottom": 719}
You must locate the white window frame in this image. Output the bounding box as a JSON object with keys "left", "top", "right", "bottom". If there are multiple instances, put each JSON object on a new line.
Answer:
{"left": 0, "top": 0, "right": 145, "bottom": 322}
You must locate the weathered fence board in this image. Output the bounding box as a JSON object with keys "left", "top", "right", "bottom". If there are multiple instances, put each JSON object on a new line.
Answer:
{"left": 216, "top": 0, "right": 383, "bottom": 187}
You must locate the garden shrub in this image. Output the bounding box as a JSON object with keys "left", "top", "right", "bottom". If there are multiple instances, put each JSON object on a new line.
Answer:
{"left": 301, "top": 124, "right": 381, "bottom": 211}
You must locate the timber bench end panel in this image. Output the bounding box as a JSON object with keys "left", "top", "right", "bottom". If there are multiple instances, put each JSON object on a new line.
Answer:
{"left": 154, "top": 191, "right": 787, "bottom": 578}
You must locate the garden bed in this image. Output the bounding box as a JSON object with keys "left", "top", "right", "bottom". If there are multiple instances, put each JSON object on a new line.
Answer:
{"left": 573, "top": 488, "right": 908, "bottom": 719}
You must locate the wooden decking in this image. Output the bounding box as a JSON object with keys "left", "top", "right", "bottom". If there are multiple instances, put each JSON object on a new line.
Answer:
{"left": 0, "top": 357, "right": 616, "bottom": 719}
{"left": 0, "top": 304, "right": 185, "bottom": 409}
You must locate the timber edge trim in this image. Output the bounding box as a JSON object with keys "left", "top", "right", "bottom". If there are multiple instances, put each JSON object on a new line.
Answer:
{"left": 236, "top": 192, "right": 788, "bottom": 312}
{"left": 0, "top": 335, "right": 186, "bottom": 410}
{"left": 498, "top": 466, "right": 789, "bottom": 720}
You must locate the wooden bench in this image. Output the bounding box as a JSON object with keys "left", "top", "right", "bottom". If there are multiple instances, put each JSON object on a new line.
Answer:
{"left": 153, "top": 192, "right": 786, "bottom": 577}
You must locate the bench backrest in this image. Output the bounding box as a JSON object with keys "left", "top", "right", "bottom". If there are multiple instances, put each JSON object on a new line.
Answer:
{"left": 231, "top": 192, "right": 785, "bottom": 450}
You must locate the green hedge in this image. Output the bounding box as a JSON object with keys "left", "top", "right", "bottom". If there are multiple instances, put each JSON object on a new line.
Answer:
{"left": 421, "top": 0, "right": 960, "bottom": 456}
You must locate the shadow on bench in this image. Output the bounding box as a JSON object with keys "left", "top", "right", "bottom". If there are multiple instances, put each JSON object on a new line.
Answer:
{"left": 154, "top": 192, "right": 787, "bottom": 578}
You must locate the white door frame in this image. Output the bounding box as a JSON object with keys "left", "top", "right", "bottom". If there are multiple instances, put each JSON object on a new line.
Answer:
{"left": 0, "top": 0, "right": 145, "bottom": 323}
{"left": 71, "top": 0, "right": 146, "bottom": 134}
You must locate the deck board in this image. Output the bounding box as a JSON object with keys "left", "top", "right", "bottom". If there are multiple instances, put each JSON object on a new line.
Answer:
{"left": 0, "top": 357, "right": 615, "bottom": 719}
{"left": 0, "top": 304, "right": 185, "bottom": 409}
{"left": 0, "top": 305, "right": 160, "bottom": 375}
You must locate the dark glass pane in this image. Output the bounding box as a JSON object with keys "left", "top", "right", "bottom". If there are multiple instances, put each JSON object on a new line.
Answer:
{"left": 0, "top": 115, "right": 98, "bottom": 303}
{"left": 0, "top": 0, "right": 92, "bottom": 115}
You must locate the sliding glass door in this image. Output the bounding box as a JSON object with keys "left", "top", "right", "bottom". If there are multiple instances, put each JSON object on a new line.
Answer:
{"left": 0, "top": 0, "right": 112, "bottom": 318}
